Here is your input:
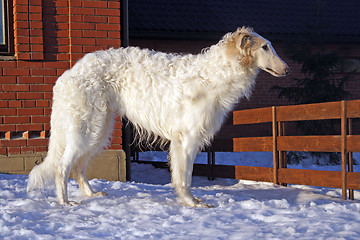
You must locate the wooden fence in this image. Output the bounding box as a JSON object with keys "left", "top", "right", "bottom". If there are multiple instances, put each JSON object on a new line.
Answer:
{"left": 194, "top": 100, "right": 360, "bottom": 200}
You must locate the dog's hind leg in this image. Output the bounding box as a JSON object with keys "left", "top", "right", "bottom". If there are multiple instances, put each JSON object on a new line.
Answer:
{"left": 169, "top": 136, "right": 213, "bottom": 208}
{"left": 73, "top": 112, "right": 115, "bottom": 198}
{"left": 73, "top": 151, "right": 108, "bottom": 198}
{"left": 55, "top": 144, "right": 81, "bottom": 205}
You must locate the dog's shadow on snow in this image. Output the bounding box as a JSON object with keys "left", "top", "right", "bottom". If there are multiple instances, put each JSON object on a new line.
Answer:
{"left": 191, "top": 176, "right": 355, "bottom": 207}
{"left": 84, "top": 173, "right": 356, "bottom": 208}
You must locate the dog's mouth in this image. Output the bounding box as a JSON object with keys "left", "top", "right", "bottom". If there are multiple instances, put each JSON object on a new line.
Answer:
{"left": 263, "top": 67, "right": 289, "bottom": 77}
{"left": 265, "top": 68, "right": 282, "bottom": 77}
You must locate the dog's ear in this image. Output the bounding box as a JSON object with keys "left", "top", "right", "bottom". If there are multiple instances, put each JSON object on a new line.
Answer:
{"left": 234, "top": 32, "right": 253, "bottom": 66}
{"left": 236, "top": 33, "right": 252, "bottom": 51}
{"left": 224, "top": 28, "right": 253, "bottom": 64}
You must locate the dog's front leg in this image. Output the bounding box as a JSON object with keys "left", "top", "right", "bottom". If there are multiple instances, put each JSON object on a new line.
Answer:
{"left": 169, "top": 138, "right": 213, "bottom": 208}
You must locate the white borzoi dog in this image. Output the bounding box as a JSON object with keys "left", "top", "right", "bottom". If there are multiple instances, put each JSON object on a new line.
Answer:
{"left": 27, "top": 27, "right": 289, "bottom": 207}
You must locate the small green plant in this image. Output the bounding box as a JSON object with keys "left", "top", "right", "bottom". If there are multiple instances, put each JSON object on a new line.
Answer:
{"left": 286, "top": 151, "right": 307, "bottom": 165}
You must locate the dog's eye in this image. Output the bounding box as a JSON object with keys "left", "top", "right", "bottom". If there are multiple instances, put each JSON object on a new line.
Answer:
{"left": 262, "top": 45, "right": 269, "bottom": 51}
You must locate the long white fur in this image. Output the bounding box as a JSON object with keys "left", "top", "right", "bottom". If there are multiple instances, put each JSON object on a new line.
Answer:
{"left": 27, "top": 27, "right": 289, "bottom": 207}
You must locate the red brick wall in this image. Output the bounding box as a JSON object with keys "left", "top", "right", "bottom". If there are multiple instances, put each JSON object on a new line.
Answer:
{"left": 0, "top": 0, "right": 122, "bottom": 155}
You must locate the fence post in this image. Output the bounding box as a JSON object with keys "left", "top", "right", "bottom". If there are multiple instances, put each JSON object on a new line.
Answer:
{"left": 207, "top": 149, "right": 215, "bottom": 181}
{"left": 278, "top": 121, "right": 287, "bottom": 186}
{"left": 348, "top": 118, "right": 354, "bottom": 200}
{"left": 272, "top": 106, "right": 279, "bottom": 185}
{"left": 341, "top": 100, "right": 347, "bottom": 200}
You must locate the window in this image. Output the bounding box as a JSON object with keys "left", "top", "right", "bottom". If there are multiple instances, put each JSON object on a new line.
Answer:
{"left": 0, "top": 0, "right": 13, "bottom": 55}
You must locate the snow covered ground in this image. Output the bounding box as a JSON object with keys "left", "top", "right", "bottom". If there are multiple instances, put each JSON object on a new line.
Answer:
{"left": 1, "top": 152, "right": 360, "bottom": 239}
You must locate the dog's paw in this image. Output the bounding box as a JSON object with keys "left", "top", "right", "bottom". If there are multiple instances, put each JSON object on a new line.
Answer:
{"left": 184, "top": 197, "right": 215, "bottom": 208}
{"left": 59, "top": 200, "right": 79, "bottom": 206}
{"left": 93, "top": 191, "right": 108, "bottom": 197}
{"left": 68, "top": 201, "right": 79, "bottom": 206}
{"left": 194, "top": 202, "right": 215, "bottom": 208}
{"left": 84, "top": 191, "right": 108, "bottom": 198}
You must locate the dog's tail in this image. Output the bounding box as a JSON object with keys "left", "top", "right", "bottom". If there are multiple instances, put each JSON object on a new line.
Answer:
{"left": 27, "top": 142, "right": 59, "bottom": 193}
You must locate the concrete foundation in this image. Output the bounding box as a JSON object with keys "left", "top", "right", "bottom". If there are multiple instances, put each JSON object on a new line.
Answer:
{"left": 0, "top": 150, "right": 126, "bottom": 182}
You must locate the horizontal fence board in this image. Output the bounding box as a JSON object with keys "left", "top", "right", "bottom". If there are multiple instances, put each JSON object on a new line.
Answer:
{"left": 347, "top": 135, "right": 360, "bottom": 152}
{"left": 347, "top": 100, "right": 360, "bottom": 118}
{"left": 211, "top": 139, "right": 233, "bottom": 152}
{"left": 233, "top": 137, "right": 272, "bottom": 152}
{"left": 277, "top": 136, "right": 341, "bottom": 152}
{"left": 233, "top": 107, "right": 272, "bottom": 125}
{"left": 213, "top": 165, "right": 237, "bottom": 179}
{"left": 278, "top": 168, "right": 342, "bottom": 188}
{"left": 348, "top": 172, "right": 360, "bottom": 190}
{"left": 193, "top": 164, "right": 235, "bottom": 179}
{"left": 194, "top": 164, "right": 360, "bottom": 190}
{"left": 134, "top": 162, "right": 239, "bottom": 180}
{"left": 193, "top": 165, "right": 273, "bottom": 182}
{"left": 233, "top": 100, "right": 359, "bottom": 125}
{"left": 234, "top": 166, "right": 273, "bottom": 182}
{"left": 276, "top": 101, "right": 341, "bottom": 122}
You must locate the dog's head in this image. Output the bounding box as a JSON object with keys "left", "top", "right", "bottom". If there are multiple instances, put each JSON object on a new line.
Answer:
{"left": 224, "top": 27, "right": 290, "bottom": 77}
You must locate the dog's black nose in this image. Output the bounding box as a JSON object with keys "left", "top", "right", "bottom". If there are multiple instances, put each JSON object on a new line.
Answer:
{"left": 285, "top": 67, "right": 291, "bottom": 75}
